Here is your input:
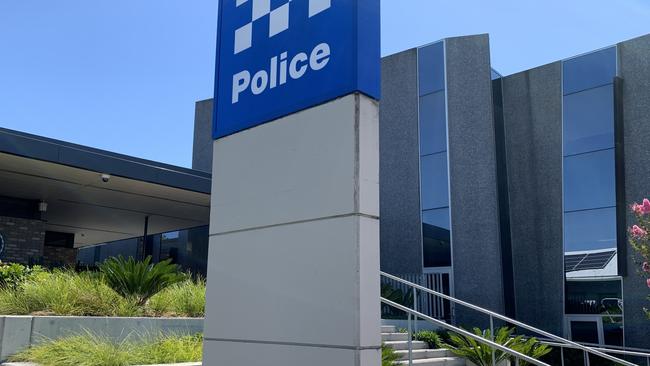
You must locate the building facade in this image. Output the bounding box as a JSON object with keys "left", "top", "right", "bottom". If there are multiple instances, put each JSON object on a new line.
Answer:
{"left": 193, "top": 32, "right": 650, "bottom": 350}
{"left": 4, "top": 32, "right": 646, "bottom": 351}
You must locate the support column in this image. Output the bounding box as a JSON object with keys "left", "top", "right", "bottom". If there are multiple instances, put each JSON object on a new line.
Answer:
{"left": 203, "top": 93, "right": 380, "bottom": 366}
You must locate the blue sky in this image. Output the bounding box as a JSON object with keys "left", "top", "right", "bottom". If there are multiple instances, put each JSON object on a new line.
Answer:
{"left": 1, "top": 0, "right": 649, "bottom": 168}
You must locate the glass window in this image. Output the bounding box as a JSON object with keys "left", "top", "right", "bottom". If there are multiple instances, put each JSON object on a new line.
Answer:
{"left": 423, "top": 208, "right": 451, "bottom": 268}
{"left": 603, "top": 317, "right": 624, "bottom": 346}
{"left": 563, "top": 85, "right": 615, "bottom": 156}
{"left": 563, "top": 149, "right": 616, "bottom": 212}
{"left": 564, "top": 207, "right": 617, "bottom": 252}
{"left": 566, "top": 280, "right": 622, "bottom": 314}
{"left": 420, "top": 152, "right": 449, "bottom": 210}
{"left": 563, "top": 47, "right": 616, "bottom": 95}
{"left": 419, "top": 91, "right": 447, "bottom": 155}
{"left": 570, "top": 321, "right": 600, "bottom": 343}
{"left": 418, "top": 42, "right": 445, "bottom": 96}
{"left": 422, "top": 207, "right": 450, "bottom": 230}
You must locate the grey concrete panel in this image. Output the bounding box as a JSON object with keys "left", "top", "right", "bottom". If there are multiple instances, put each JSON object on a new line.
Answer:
{"left": 445, "top": 34, "right": 505, "bottom": 324}
{"left": 192, "top": 99, "right": 214, "bottom": 173}
{"left": 209, "top": 94, "right": 379, "bottom": 235}
{"left": 204, "top": 216, "right": 380, "bottom": 347}
{"left": 378, "top": 49, "right": 423, "bottom": 274}
{"left": 0, "top": 316, "right": 32, "bottom": 361}
{"left": 202, "top": 340, "right": 380, "bottom": 366}
{"left": 618, "top": 33, "right": 650, "bottom": 349}
{"left": 502, "top": 62, "right": 565, "bottom": 336}
{"left": 204, "top": 93, "right": 380, "bottom": 366}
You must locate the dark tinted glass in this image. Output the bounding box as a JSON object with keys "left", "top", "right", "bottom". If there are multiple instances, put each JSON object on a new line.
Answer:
{"left": 563, "top": 149, "right": 615, "bottom": 211}
{"left": 423, "top": 207, "right": 451, "bottom": 267}
{"left": 566, "top": 280, "right": 621, "bottom": 314}
{"left": 564, "top": 207, "right": 617, "bottom": 252}
{"left": 603, "top": 318, "right": 624, "bottom": 346}
{"left": 420, "top": 152, "right": 449, "bottom": 210}
{"left": 570, "top": 321, "right": 600, "bottom": 343}
{"left": 563, "top": 85, "right": 614, "bottom": 156}
{"left": 563, "top": 46, "right": 616, "bottom": 95}
{"left": 418, "top": 42, "right": 445, "bottom": 96}
{"left": 419, "top": 91, "right": 447, "bottom": 155}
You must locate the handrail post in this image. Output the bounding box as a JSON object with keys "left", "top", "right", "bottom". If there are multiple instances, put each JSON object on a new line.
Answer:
{"left": 413, "top": 287, "right": 418, "bottom": 334}
{"left": 560, "top": 346, "right": 565, "bottom": 366}
{"left": 584, "top": 350, "right": 589, "bottom": 366}
{"left": 407, "top": 312, "right": 413, "bottom": 366}
{"left": 490, "top": 315, "right": 496, "bottom": 366}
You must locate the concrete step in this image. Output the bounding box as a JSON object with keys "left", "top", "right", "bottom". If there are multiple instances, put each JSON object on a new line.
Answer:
{"left": 383, "top": 340, "right": 428, "bottom": 350}
{"left": 382, "top": 332, "right": 409, "bottom": 341}
{"left": 395, "top": 349, "right": 452, "bottom": 360}
{"left": 382, "top": 325, "right": 397, "bottom": 333}
{"left": 396, "top": 357, "right": 465, "bottom": 366}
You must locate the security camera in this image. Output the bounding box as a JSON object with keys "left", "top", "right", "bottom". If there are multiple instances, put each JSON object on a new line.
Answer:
{"left": 100, "top": 174, "right": 111, "bottom": 183}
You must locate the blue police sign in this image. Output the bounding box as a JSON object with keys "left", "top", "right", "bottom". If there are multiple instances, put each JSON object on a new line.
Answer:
{"left": 212, "top": 0, "right": 380, "bottom": 139}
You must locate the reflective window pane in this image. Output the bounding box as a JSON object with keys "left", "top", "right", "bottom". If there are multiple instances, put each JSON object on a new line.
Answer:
{"left": 419, "top": 91, "right": 447, "bottom": 155}
{"left": 566, "top": 280, "right": 622, "bottom": 314}
{"left": 422, "top": 207, "right": 450, "bottom": 230}
{"left": 564, "top": 207, "right": 617, "bottom": 252}
{"left": 563, "top": 149, "right": 616, "bottom": 211}
{"left": 603, "top": 317, "right": 624, "bottom": 347}
{"left": 563, "top": 85, "right": 615, "bottom": 156}
{"left": 418, "top": 42, "right": 445, "bottom": 95}
{"left": 420, "top": 152, "right": 449, "bottom": 210}
{"left": 563, "top": 47, "right": 616, "bottom": 95}
{"left": 570, "top": 321, "right": 600, "bottom": 343}
{"left": 423, "top": 208, "right": 451, "bottom": 268}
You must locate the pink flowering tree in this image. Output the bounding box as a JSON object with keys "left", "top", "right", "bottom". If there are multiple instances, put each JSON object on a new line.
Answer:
{"left": 629, "top": 198, "right": 650, "bottom": 319}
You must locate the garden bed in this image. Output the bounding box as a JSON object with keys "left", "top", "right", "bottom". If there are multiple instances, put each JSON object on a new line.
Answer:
{"left": 3, "top": 332, "right": 202, "bottom": 366}
{"left": 0, "top": 315, "right": 203, "bottom": 361}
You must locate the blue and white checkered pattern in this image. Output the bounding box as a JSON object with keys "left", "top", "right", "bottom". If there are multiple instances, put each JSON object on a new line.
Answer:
{"left": 234, "top": 0, "right": 331, "bottom": 54}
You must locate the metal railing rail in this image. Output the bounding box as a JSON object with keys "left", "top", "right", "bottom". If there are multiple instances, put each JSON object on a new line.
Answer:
{"left": 540, "top": 340, "right": 650, "bottom": 366}
{"left": 381, "top": 298, "right": 550, "bottom": 366}
{"left": 381, "top": 271, "right": 636, "bottom": 366}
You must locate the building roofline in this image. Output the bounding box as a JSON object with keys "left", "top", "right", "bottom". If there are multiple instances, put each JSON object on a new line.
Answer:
{"left": 0, "top": 127, "right": 211, "bottom": 194}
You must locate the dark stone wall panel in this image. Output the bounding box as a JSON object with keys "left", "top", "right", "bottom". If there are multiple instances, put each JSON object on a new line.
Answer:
{"left": 502, "top": 62, "right": 565, "bottom": 336}
{"left": 378, "top": 49, "right": 423, "bottom": 274}
{"left": 619, "top": 33, "right": 650, "bottom": 350}
{"left": 445, "top": 34, "right": 504, "bottom": 323}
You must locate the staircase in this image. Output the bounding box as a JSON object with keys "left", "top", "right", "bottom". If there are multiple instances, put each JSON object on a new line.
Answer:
{"left": 382, "top": 325, "right": 465, "bottom": 366}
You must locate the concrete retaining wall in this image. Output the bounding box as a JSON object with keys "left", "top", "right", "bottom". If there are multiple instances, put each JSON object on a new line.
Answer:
{"left": 0, "top": 316, "right": 203, "bottom": 361}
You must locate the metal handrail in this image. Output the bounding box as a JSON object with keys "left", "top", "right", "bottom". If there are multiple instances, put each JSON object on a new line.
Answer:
{"left": 381, "top": 271, "right": 636, "bottom": 366}
{"left": 381, "top": 298, "right": 550, "bottom": 366}
{"left": 541, "top": 340, "right": 650, "bottom": 365}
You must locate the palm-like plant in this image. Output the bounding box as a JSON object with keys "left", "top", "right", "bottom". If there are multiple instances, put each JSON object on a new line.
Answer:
{"left": 99, "top": 256, "right": 187, "bottom": 306}
{"left": 381, "top": 344, "right": 400, "bottom": 366}
{"left": 511, "top": 336, "right": 552, "bottom": 366}
{"left": 445, "top": 327, "right": 551, "bottom": 366}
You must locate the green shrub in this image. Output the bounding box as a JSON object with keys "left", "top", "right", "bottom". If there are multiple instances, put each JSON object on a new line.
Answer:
{"left": 100, "top": 256, "right": 187, "bottom": 306}
{"left": 382, "top": 344, "right": 400, "bottom": 366}
{"left": 148, "top": 277, "right": 206, "bottom": 317}
{"left": 414, "top": 330, "right": 442, "bottom": 348}
{"left": 0, "top": 269, "right": 139, "bottom": 316}
{"left": 0, "top": 263, "right": 44, "bottom": 290}
{"left": 445, "top": 327, "right": 551, "bottom": 366}
{"left": 10, "top": 332, "right": 203, "bottom": 366}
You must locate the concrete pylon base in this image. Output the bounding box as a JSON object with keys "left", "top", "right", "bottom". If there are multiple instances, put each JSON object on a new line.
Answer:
{"left": 203, "top": 93, "right": 381, "bottom": 366}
